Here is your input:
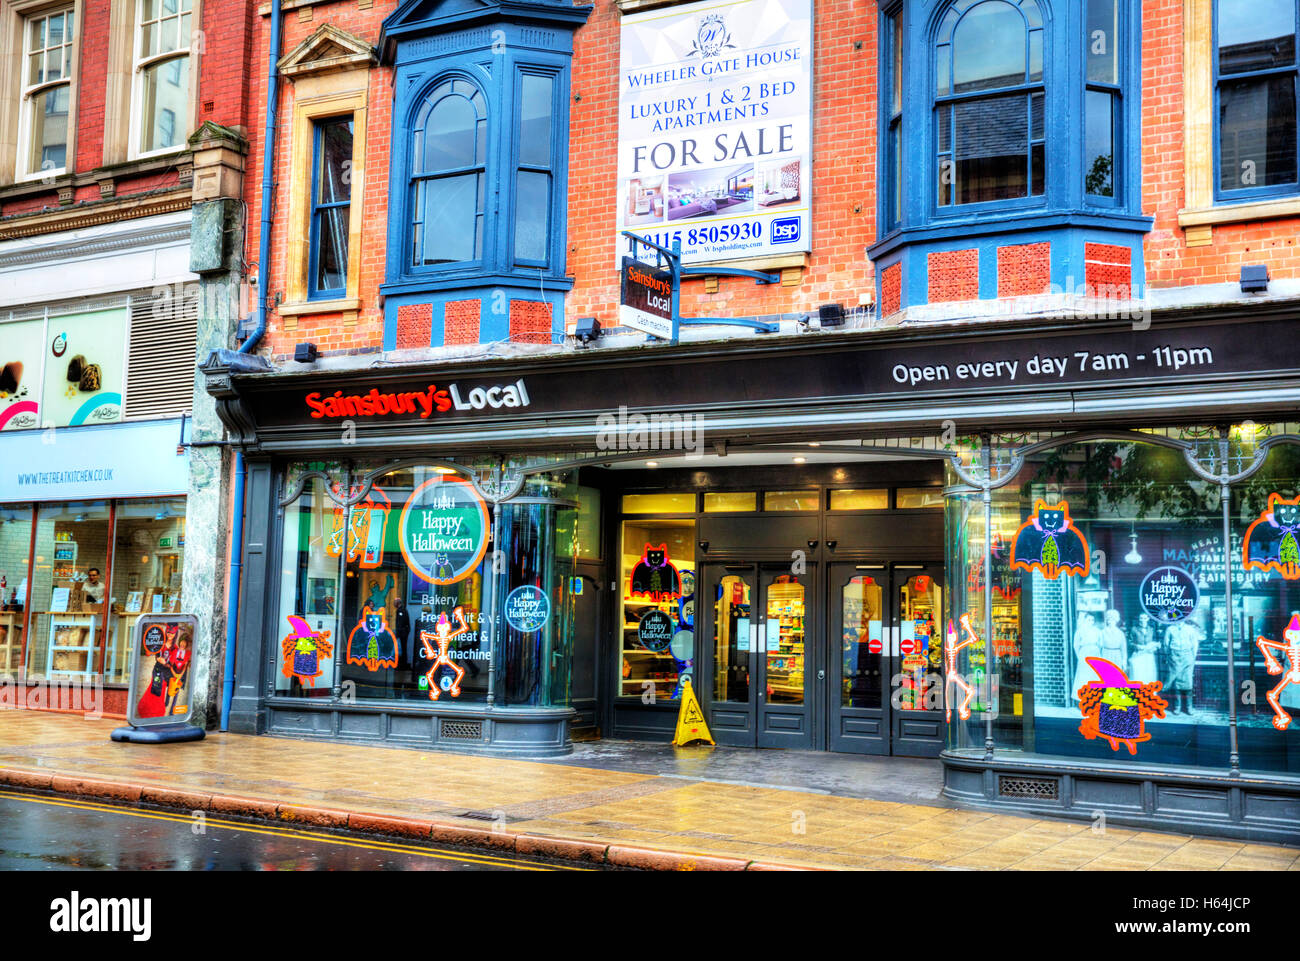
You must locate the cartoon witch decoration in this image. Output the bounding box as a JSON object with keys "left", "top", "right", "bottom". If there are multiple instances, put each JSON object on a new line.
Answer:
{"left": 281, "top": 615, "right": 333, "bottom": 687}
{"left": 1010, "top": 500, "right": 1090, "bottom": 579}
{"left": 1077, "top": 657, "right": 1167, "bottom": 755}
{"left": 421, "top": 607, "right": 469, "bottom": 701}
{"left": 629, "top": 543, "right": 682, "bottom": 601}
{"left": 1242, "top": 493, "right": 1300, "bottom": 580}
{"left": 1256, "top": 613, "right": 1300, "bottom": 731}
{"left": 346, "top": 603, "right": 399, "bottom": 672}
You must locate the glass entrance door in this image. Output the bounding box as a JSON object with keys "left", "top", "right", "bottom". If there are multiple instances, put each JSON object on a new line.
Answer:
{"left": 829, "top": 563, "right": 946, "bottom": 756}
{"left": 703, "top": 564, "right": 815, "bottom": 749}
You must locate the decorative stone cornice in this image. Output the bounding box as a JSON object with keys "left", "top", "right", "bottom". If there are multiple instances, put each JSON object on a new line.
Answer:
{"left": 0, "top": 190, "right": 192, "bottom": 242}
{"left": 0, "top": 219, "right": 192, "bottom": 269}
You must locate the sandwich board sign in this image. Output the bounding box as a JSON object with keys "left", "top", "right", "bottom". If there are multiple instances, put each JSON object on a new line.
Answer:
{"left": 111, "top": 613, "right": 205, "bottom": 743}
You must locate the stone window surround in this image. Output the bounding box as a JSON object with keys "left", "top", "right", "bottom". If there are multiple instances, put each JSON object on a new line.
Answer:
{"left": 1178, "top": 0, "right": 1300, "bottom": 241}
{"left": 0, "top": 0, "right": 83, "bottom": 186}
{"left": 279, "top": 42, "right": 372, "bottom": 317}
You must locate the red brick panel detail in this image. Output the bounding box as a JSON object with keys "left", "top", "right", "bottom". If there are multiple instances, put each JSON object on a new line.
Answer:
{"left": 927, "top": 249, "right": 979, "bottom": 303}
{"left": 395, "top": 304, "right": 433, "bottom": 349}
{"left": 443, "top": 300, "right": 481, "bottom": 345}
{"left": 509, "top": 300, "right": 553, "bottom": 344}
{"left": 881, "top": 262, "right": 902, "bottom": 317}
{"left": 1085, "top": 243, "right": 1132, "bottom": 298}
{"left": 997, "top": 242, "right": 1051, "bottom": 298}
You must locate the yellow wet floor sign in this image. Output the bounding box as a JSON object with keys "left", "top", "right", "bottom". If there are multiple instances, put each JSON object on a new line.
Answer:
{"left": 672, "top": 678, "right": 715, "bottom": 747}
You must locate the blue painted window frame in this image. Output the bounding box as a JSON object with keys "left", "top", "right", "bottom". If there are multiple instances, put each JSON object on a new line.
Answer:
{"left": 407, "top": 75, "right": 489, "bottom": 274}
{"left": 931, "top": 0, "right": 1047, "bottom": 218}
{"left": 1212, "top": 0, "right": 1300, "bottom": 202}
{"left": 511, "top": 65, "right": 561, "bottom": 270}
{"left": 308, "top": 116, "right": 353, "bottom": 301}
{"left": 1084, "top": 0, "right": 1123, "bottom": 207}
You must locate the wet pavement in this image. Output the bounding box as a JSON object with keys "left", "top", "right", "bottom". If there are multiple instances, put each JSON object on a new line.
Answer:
{"left": 1, "top": 711, "right": 1297, "bottom": 870}
{"left": 0, "top": 790, "right": 588, "bottom": 871}
{"left": 548, "top": 740, "right": 946, "bottom": 805}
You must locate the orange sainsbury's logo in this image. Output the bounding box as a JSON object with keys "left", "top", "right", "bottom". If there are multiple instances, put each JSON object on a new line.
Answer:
{"left": 628, "top": 265, "right": 671, "bottom": 296}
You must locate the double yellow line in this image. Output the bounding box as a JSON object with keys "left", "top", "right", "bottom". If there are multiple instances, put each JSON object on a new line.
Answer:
{"left": 0, "top": 790, "right": 591, "bottom": 871}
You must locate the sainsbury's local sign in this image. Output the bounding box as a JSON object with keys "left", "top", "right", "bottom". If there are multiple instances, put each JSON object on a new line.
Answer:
{"left": 305, "top": 378, "right": 531, "bottom": 420}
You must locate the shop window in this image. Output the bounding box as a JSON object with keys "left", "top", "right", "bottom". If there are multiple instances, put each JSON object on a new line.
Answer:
{"left": 829, "top": 489, "right": 889, "bottom": 510}
{"left": 703, "top": 491, "right": 756, "bottom": 512}
{"left": 0, "top": 506, "right": 34, "bottom": 676}
{"left": 131, "top": 0, "right": 192, "bottom": 158}
{"left": 713, "top": 574, "right": 751, "bottom": 704}
{"left": 946, "top": 441, "right": 1243, "bottom": 767}
{"left": 275, "top": 463, "right": 576, "bottom": 708}
{"left": 622, "top": 492, "right": 695, "bottom": 514}
{"left": 897, "top": 487, "right": 945, "bottom": 509}
{"left": 1214, "top": 0, "right": 1299, "bottom": 199}
{"left": 17, "top": 5, "right": 74, "bottom": 180}
{"left": 767, "top": 577, "right": 806, "bottom": 704}
{"left": 764, "top": 490, "right": 819, "bottom": 511}
{"left": 1232, "top": 442, "right": 1300, "bottom": 775}
{"left": 558, "top": 485, "right": 601, "bottom": 560}
{"left": 934, "top": 0, "right": 1045, "bottom": 207}
{"left": 620, "top": 518, "right": 694, "bottom": 701}
{"left": 108, "top": 497, "right": 186, "bottom": 684}
{"left": 26, "top": 501, "right": 111, "bottom": 682}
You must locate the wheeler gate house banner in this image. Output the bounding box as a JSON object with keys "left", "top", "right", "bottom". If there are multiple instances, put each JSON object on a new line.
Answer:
{"left": 618, "top": 0, "right": 813, "bottom": 265}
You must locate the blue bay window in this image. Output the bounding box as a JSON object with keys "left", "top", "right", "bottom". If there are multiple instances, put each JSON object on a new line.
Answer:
{"left": 870, "top": 0, "right": 1151, "bottom": 315}
{"left": 378, "top": 0, "right": 590, "bottom": 348}
{"left": 1214, "top": 0, "right": 1300, "bottom": 200}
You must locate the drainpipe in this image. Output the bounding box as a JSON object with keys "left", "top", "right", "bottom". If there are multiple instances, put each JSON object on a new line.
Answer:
{"left": 221, "top": 0, "right": 282, "bottom": 732}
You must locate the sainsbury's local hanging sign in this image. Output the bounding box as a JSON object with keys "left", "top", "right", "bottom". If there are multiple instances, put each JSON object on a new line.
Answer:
{"left": 617, "top": 0, "right": 813, "bottom": 266}
{"left": 305, "top": 379, "right": 531, "bottom": 420}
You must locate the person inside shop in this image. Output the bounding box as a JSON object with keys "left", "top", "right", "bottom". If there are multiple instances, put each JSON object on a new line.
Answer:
{"left": 1100, "top": 609, "right": 1127, "bottom": 672}
{"left": 1163, "top": 605, "right": 1204, "bottom": 717}
{"left": 1071, "top": 611, "right": 1102, "bottom": 702}
{"left": 393, "top": 590, "right": 411, "bottom": 675}
{"left": 82, "top": 567, "right": 105, "bottom": 607}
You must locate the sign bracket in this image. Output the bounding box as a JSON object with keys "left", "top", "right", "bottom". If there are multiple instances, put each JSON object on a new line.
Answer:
{"left": 622, "top": 231, "right": 780, "bottom": 343}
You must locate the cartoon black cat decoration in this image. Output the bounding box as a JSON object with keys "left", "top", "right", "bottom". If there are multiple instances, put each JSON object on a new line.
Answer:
{"left": 1243, "top": 492, "right": 1300, "bottom": 579}
{"left": 1010, "top": 500, "right": 1090, "bottom": 579}
{"left": 629, "top": 543, "right": 683, "bottom": 601}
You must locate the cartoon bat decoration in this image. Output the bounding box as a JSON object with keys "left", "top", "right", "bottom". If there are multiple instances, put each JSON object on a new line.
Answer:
{"left": 1242, "top": 492, "right": 1300, "bottom": 580}
{"left": 1010, "top": 499, "right": 1090, "bottom": 579}
{"left": 629, "top": 543, "right": 683, "bottom": 601}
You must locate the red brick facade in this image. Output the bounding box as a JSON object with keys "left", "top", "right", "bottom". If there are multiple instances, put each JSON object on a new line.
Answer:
{"left": 217, "top": 0, "right": 1300, "bottom": 359}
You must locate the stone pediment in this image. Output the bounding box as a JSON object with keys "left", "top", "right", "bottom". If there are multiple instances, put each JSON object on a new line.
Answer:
{"left": 279, "top": 24, "right": 378, "bottom": 79}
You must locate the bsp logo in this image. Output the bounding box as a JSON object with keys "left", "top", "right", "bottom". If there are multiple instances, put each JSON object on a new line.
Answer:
{"left": 771, "top": 217, "right": 801, "bottom": 244}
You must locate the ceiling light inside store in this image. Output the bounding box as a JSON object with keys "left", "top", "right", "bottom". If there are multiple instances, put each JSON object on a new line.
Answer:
{"left": 433, "top": 467, "right": 458, "bottom": 475}
{"left": 793, "top": 456, "right": 806, "bottom": 464}
{"left": 646, "top": 461, "right": 659, "bottom": 468}
{"left": 1124, "top": 529, "right": 1142, "bottom": 565}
